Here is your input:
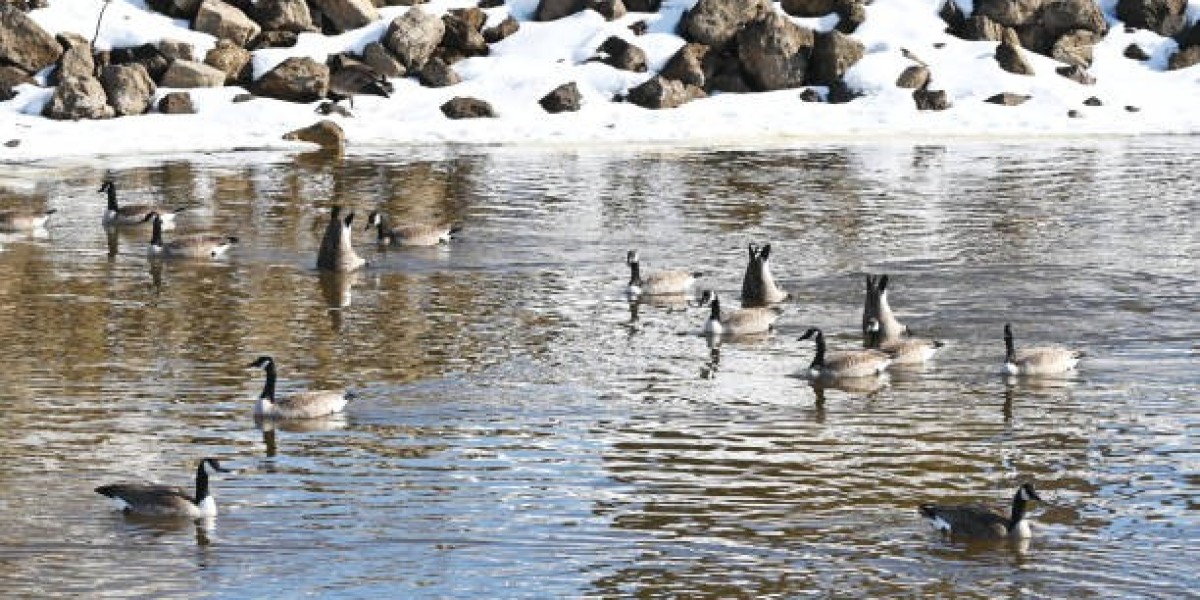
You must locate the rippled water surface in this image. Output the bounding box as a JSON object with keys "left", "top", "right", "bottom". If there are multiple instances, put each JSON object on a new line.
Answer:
{"left": 0, "top": 140, "right": 1196, "bottom": 598}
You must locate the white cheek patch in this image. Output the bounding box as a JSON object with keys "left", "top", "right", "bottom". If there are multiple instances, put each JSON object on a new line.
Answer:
{"left": 928, "top": 515, "right": 952, "bottom": 532}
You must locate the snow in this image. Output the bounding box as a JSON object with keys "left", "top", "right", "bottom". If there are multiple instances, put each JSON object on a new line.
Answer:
{"left": 2, "top": 0, "right": 1199, "bottom": 162}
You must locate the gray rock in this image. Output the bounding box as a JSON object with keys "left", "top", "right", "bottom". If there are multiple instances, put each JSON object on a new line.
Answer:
{"left": 194, "top": 0, "right": 261, "bottom": 48}
{"left": 539, "top": 81, "right": 582, "bottom": 113}
{"left": 895, "top": 65, "right": 930, "bottom": 89}
{"left": 626, "top": 74, "right": 706, "bottom": 109}
{"left": 255, "top": 56, "right": 330, "bottom": 102}
{"left": 595, "top": 36, "right": 647, "bottom": 72}
{"left": 311, "top": 0, "right": 378, "bottom": 33}
{"left": 807, "top": 29, "right": 864, "bottom": 86}
{"left": 256, "top": 0, "right": 317, "bottom": 33}
{"left": 53, "top": 33, "right": 93, "bottom": 84}
{"left": 417, "top": 57, "right": 461, "bottom": 87}
{"left": 737, "top": 11, "right": 815, "bottom": 91}
{"left": 483, "top": 15, "right": 519, "bottom": 44}
{"left": 913, "top": 88, "right": 952, "bottom": 110}
{"left": 161, "top": 59, "right": 228, "bottom": 87}
{"left": 44, "top": 76, "right": 115, "bottom": 120}
{"left": 363, "top": 41, "right": 405, "bottom": 78}
{"left": 1051, "top": 29, "right": 1099, "bottom": 68}
{"left": 681, "top": 0, "right": 772, "bottom": 49}
{"left": 440, "top": 96, "right": 495, "bottom": 118}
{"left": 383, "top": 6, "right": 445, "bottom": 70}
{"left": 204, "top": 39, "right": 253, "bottom": 85}
{"left": 158, "top": 39, "right": 195, "bottom": 62}
{"left": 995, "top": 29, "right": 1035, "bottom": 75}
{"left": 158, "top": 91, "right": 196, "bottom": 114}
{"left": 985, "top": 92, "right": 1031, "bottom": 105}
{"left": 148, "top": 0, "right": 202, "bottom": 19}
{"left": 0, "top": 5, "right": 63, "bottom": 74}
{"left": 100, "top": 63, "right": 156, "bottom": 116}
{"left": 1116, "top": 0, "right": 1187, "bottom": 37}
{"left": 536, "top": 0, "right": 584, "bottom": 21}
{"left": 780, "top": 0, "right": 835, "bottom": 17}
{"left": 1055, "top": 64, "right": 1096, "bottom": 83}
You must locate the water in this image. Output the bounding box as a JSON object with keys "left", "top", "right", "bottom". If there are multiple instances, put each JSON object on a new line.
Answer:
{"left": 0, "top": 140, "right": 1196, "bottom": 598}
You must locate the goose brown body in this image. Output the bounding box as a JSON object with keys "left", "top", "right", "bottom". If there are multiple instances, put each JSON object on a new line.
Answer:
{"left": 366, "top": 211, "right": 460, "bottom": 246}
{"left": 95, "top": 458, "right": 229, "bottom": 519}
{"left": 1004, "top": 323, "right": 1082, "bottom": 375}
{"left": 249, "top": 356, "right": 350, "bottom": 419}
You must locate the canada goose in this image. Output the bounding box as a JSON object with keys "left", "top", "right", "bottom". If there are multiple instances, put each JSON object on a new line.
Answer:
{"left": 919, "top": 483, "right": 1044, "bottom": 540}
{"left": 143, "top": 212, "right": 237, "bottom": 259}
{"left": 316, "top": 206, "right": 365, "bottom": 272}
{"left": 700, "top": 290, "right": 780, "bottom": 336}
{"left": 626, "top": 250, "right": 702, "bottom": 296}
{"left": 1004, "top": 323, "right": 1083, "bottom": 375}
{"left": 865, "top": 317, "right": 945, "bottom": 364}
{"left": 741, "top": 242, "right": 789, "bottom": 306}
{"left": 863, "top": 274, "right": 909, "bottom": 340}
{"left": 100, "top": 180, "right": 183, "bottom": 229}
{"left": 798, "top": 327, "right": 891, "bottom": 379}
{"left": 248, "top": 356, "right": 352, "bottom": 419}
{"left": 94, "top": 458, "right": 231, "bottom": 519}
{"left": 0, "top": 208, "right": 55, "bottom": 232}
{"left": 365, "top": 210, "right": 461, "bottom": 246}
{"left": 327, "top": 56, "right": 392, "bottom": 109}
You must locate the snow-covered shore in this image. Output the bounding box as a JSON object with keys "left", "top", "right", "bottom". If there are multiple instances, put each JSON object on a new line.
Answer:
{"left": 2, "top": 0, "right": 1199, "bottom": 163}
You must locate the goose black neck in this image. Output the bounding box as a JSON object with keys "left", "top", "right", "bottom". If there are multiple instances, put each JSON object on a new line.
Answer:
{"left": 1004, "top": 327, "right": 1016, "bottom": 364}
{"left": 373, "top": 215, "right": 388, "bottom": 242}
{"left": 865, "top": 327, "right": 880, "bottom": 349}
{"left": 628, "top": 261, "right": 642, "bottom": 286}
{"left": 709, "top": 296, "right": 721, "bottom": 322}
{"left": 194, "top": 461, "right": 211, "bottom": 503}
{"left": 259, "top": 362, "right": 276, "bottom": 400}
{"left": 106, "top": 184, "right": 118, "bottom": 210}
{"left": 809, "top": 331, "right": 827, "bottom": 370}
{"left": 1008, "top": 487, "right": 1028, "bottom": 527}
{"left": 149, "top": 217, "right": 163, "bottom": 247}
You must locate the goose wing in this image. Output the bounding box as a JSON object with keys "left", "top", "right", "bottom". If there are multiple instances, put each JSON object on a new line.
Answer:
{"left": 722, "top": 307, "right": 779, "bottom": 335}
{"left": 823, "top": 349, "right": 891, "bottom": 377}
{"left": 1015, "top": 346, "right": 1081, "bottom": 374}
{"left": 642, "top": 269, "right": 696, "bottom": 295}
{"left": 166, "top": 234, "right": 237, "bottom": 258}
{"left": 274, "top": 389, "right": 349, "bottom": 419}
{"left": 919, "top": 503, "right": 1009, "bottom": 538}
{"left": 95, "top": 482, "right": 196, "bottom": 516}
{"left": 391, "top": 223, "right": 455, "bottom": 246}
{"left": 880, "top": 337, "right": 944, "bottom": 364}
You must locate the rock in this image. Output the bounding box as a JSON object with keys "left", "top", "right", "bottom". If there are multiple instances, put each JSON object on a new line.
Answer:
{"left": 158, "top": 39, "right": 195, "bottom": 62}
{"left": 939, "top": 0, "right": 968, "bottom": 36}
{"left": 1116, "top": 0, "right": 1187, "bottom": 37}
{"left": 383, "top": 7, "right": 445, "bottom": 71}
{"left": 1041, "top": 0, "right": 1106, "bottom": 36}
{"left": 1055, "top": 64, "right": 1096, "bottom": 83}
{"left": 586, "top": 0, "right": 626, "bottom": 20}
{"left": 363, "top": 41, "right": 406, "bottom": 78}
{"left": 161, "top": 59, "right": 228, "bottom": 87}
{"left": 625, "top": 0, "right": 661, "bottom": 9}
{"left": 311, "top": 0, "right": 378, "bottom": 33}
{"left": 44, "top": 76, "right": 115, "bottom": 120}
{"left": 157, "top": 91, "right": 196, "bottom": 114}
{"left": 1125, "top": 105, "right": 1140, "bottom": 112}
{"left": 661, "top": 42, "right": 712, "bottom": 88}
{"left": 1082, "top": 96, "right": 1102, "bottom": 106}
{"left": 1051, "top": 29, "right": 1098, "bottom": 68}
{"left": 100, "top": 63, "right": 155, "bottom": 116}
{"left": 148, "top": 0, "right": 202, "bottom": 19}
{"left": 1123, "top": 43, "right": 1150, "bottom": 60}
{"left": 284, "top": 119, "right": 346, "bottom": 151}
{"left": 53, "top": 33, "right": 93, "bottom": 85}
{"left": 975, "top": 0, "right": 1044, "bottom": 27}
{"left": 626, "top": 74, "right": 705, "bottom": 109}
{"left": 628, "top": 20, "right": 649, "bottom": 35}
{"left": 995, "top": 29, "right": 1035, "bottom": 75}
{"left": 985, "top": 92, "right": 1031, "bottom": 105}
{"left": 594, "top": 36, "right": 647, "bottom": 72}
{"left": 440, "top": 96, "right": 495, "bottom": 118}
{"left": 442, "top": 11, "right": 488, "bottom": 56}
{"left": 315, "top": 101, "right": 353, "bottom": 117}
{"left": 256, "top": 0, "right": 317, "bottom": 33}
{"left": 681, "top": 0, "right": 772, "bottom": 49}
{"left": 417, "top": 57, "right": 461, "bottom": 87}
{"left": 482, "top": 15, "right": 519, "bottom": 44}
{"left": 1067, "top": 108, "right": 1082, "bottom": 117}
{"left": 478, "top": 0, "right": 505, "bottom": 6}
{"left": 962, "top": 15, "right": 1008, "bottom": 41}
{"left": 0, "top": 65, "right": 34, "bottom": 98}
{"left": 255, "top": 56, "right": 330, "bottom": 102}
{"left": 781, "top": 0, "right": 835, "bottom": 17}
{"left": 799, "top": 87, "right": 821, "bottom": 102}
{"left": 449, "top": 7, "right": 487, "bottom": 31}
{"left": 204, "top": 39, "right": 253, "bottom": 84}
{"left": 1177, "top": 22, "right": 1200, "bottom": 49}
{"left": 913, "top": 87, "right": 952, "bottom": 110}
{"left": 736, "top": 12, "right": 815, "bottom": 91}
{"left": 109, "top": 44, "right": 171, "bottom": 82}
{"left": 539, "top": 81, "right": 582, "bottom": 113}
{"left": 248, "top": 30, "right": 300, "bottom": 49}
{"left": 194, "top": 0, "right": 261, "bottom": 48}
{"left": 895, "top": 64, "right": 930, "bottom": 89}
{"left": 1167, "top": 45, "right": 1200, "bottom": 70}
{"left": 826, "top": 79, "right": 860, "bottom": 103}
{"left": 807, "top": 29, "right": 864, "bottom": 86}
{"left": 536, "top": 0, "right": 583, "bottom": 21}
{"left": 834, "top": 0, "right": 867, "bottom": 34}
{"left": 0, "top": 4, "right": 63, "bottom": 73}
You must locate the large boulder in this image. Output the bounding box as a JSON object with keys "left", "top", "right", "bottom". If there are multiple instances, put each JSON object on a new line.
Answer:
{"left": 383, "top": 7, "right": 445, "bottom": 71}
{"left": 781, "top": 0, "right": 835, "bottom": 16}
{"left": 536, "top": 0, "right": 583, "bottom": 21}
{"left": 539, "top": 81, "right": 582, "bottom": 113}
{"left": 148, "top": 0, "right": 202, "bottom": 19}
{"left": 100, "top": 63, "right": 156, "bottom": 116}
{"left": 256, "top": 0, "right": 317, "bottom": 32}
{"left": 161, "top": 59, "right": 228, "bottom": 87}
{"left": 0, "top": 4, "right": 63, "bottom": 73}
{"left": 44, "top": 76, "right": 115, "bottom": 120}
{"left": 680, "top": 0, "right": 772, "bottom": 49}
{"left": 594, "top": 36, "right": 647, "bottom": 72}
{"left": 255, "top": 56, "right": 329, "bottom": 102}
{"left": 53, "top": 33, "right": 94, "bottom": 84}
{"left": 440, "top": 96, "right": 495, "bottom": 118}
{"left": 1040, "top": 0, "right": 1106, "bottom": 36}
{"left": 995, "top": 29, "right": 1035, "bottom": 75}
{"left": 194, "top": 0, "right": 261, "bottom": 48}
{"left": 807, "top": 29, "right": 864, "bottom": 86}
{"left": 626, "top": 74, "right": 706, "bottom": 109}
{"left": 1116, "top": 0, "right": 1187, "bottom": 37}
{"left": 975, "top": 0, "right": 1044, "bottom": 27}
{"left": 311, "top": 0, "right": 378, "bottom": 33}
{"left": 204, "top": 39, "right": 253, "bottom": 84}
{"left": 736, "top": 12, "right": 815, "bottom": 91}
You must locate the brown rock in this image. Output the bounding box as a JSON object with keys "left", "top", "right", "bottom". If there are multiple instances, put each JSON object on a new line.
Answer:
{"left": 1055, "top": 64, "right": 1096, "bottom": 83}
{"left": 1116, "top": 0, "right": 1187, "bottom": 37}
{"left": 536, "top": 0, "right": 584, "bottom": 21}
{"left": 1051, "top": 29, "right": 1098, "bottom": 68}
{"left": 737, "top": 12, "right": 815, "bottom": 91}
{"left": 417, "top": 57, "right": 461, "bottom": 87}
{"left": 681, "top": 0, "right": 772, "bottom": 49}
{"left": 895, "top": 65, "right": 930, "bottom": 89}
{"left": 449, "top": 7, "right": 487, "bottom": 31}
{"left": 109, "top": 44, "right": 171, "bottom": 82}
{"left": 147, "top": 0, "right": 202, "bottom": 19}
{"left": 248, "top": 30, "right": 300, "bottom": 49}
{"left": 284, "top": 119, "right": 346, "bottom": 151}
{"left": 100, "top": 63, "right": 156, "bottom": 116}
{"left": 1123, "top": 43, "right": 1150, "bottom": 60}
{"left": 626, "top": 74, "right": 706, "bottom": 109}
{"left": 194, "top": 0, "right": 261, "bottom": 48}
{"left": 799, "top": 87, "right": 821, "bottom": 102}
{"left": 539, "top": 81, "right": 582, "bottom": 113}
{"left": 440, "top": 96, "right": 496, "bottom": 118}
{"left": 975, "top": 0, "right": 1044, "bottom": 27}
{"left": 780, "top": 0, "right": 835, "bottom": 16}
{"left": 834, "top": 0, "right": 866, "bottom": 34}
{"left": 204, "top": 39, "right": 253, "bottom": 84}
{"left": 442, "top": 11, "right": 489, "bottom": 56}
{"left": 985, "top": 92, "right": 1031, "bottom": 105}
{"left": 158, "top": 39, "right": 195, "bottom": 62}
{"left": 158, "top": 91, "right": 196, "bottom": 114}
{"left": 312, "top": 0, "right": 378, "bottom": 33}
{"left": 256, "top": 57, "right": 330, "bottom": 102}
{"left": 1167, "top": 45, "right": 1200, "bottom": 70}
{"left": 995, "top": 29, "right": 1035, "bottom": 75}
{"left": 594, "top": 36, "right": 647, "bottom": 72}
{"left": 53, "top": 33, "right": 94, "bottom": 85}
{"left": 0, "top": 4, "right": 63, "bottom": 73}
{"left": 661, "top": 42, "right": 712, "bottom": 88}
{"left": 362, "top": 41, "right": 406, "bottom": 78}
{"left": 586, "top": 0, "right": 627, "bottom": 20}
{"left": 161, "top": 59, "right": 228, "bottom": 87}
{"left": 43, "top": 76, "right": 115, "bottom": 120}
{"left": 913, "top": 88, "right": 952, "bottom": 110}
{"left": 807, "top": 29, "right": 864, "bottom": 86}
{"left": 962, "top": 15, "right": 1008, "bottom": 41}
{"left": 0, "top": 65, "right": 34, "bottom": 100}
{"left": 383, "top": 6, "right": 445, "bottom": 70}
{"left": 483, "top": 15, "right": 519, "bottom": 44}
{"left": 256, "top": 0, "right": 317, "bottom": 33}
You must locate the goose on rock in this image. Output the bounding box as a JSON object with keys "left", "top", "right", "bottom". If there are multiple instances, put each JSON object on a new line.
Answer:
{"left": 95, "top": 458, "right": 231, "bottom": 519}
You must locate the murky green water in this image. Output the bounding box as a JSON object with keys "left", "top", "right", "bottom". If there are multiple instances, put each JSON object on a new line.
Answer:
{"left": 0, "top": 139, "right": 1195, "bottom": 598}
